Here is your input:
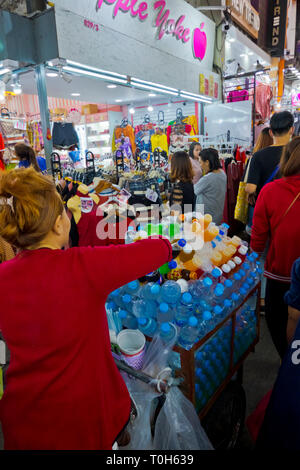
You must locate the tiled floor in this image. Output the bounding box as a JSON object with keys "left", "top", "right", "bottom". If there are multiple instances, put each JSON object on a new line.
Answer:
{"left": 0, "top": 317, "right": 279, "bottom": 451}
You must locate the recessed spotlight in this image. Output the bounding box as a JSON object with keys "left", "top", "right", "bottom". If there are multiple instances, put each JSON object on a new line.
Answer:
{"left": 129, "top": 107, "right": 135, "bottom": 114}
{"left": 248, "top": 52, "right": 254, "bottom": 56}
{"left": 107, "top": 84, "right": 117, "bottom": 89}
{"left": 228, "top": 38, "right": 235, "bottom": 42}
{"left": 47, "top": 72, "right": 58, "bottom": 78}
{"left": 149, "top": 93, "right": 156, "bottom": 97}
{"left": 147, "top": 105, "right": 154, "bottom": 112}
{"left": 115, "top": 99, "right": 122, "bottom": 102}
{"left": 47, "top": 61, "right": 54, "bottom": 67}
{"left": 71, "top": 93, "right": 80, "bottom": 97}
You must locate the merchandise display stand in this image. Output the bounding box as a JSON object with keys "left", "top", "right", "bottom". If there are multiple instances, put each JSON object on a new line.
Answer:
{"left": 50, "top": 152, "right": 62, "bottom": 181}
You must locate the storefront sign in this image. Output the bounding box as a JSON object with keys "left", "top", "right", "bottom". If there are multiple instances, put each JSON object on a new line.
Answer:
{"left": 94, "top": 0, "right": 209, "bottom": 62}
{"left": 266, "top": 0, "right": 288, "bottom": 57}
{"left": 226, "top": 0, "right": 260, "bottom": 39}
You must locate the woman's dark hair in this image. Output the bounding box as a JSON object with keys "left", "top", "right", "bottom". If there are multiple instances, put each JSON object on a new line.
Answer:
{"left": 253, "top": 127, "right": 273, "bottom": 153}
{"left": 200, "top": 148, "right": 222, "bottom": 172}
{"left": 170, "top": 151, "right": 194, "bottom": 183}
{"left": 189, "top": 142, "right": 201, "bottom": 159}
{"left": 15, "top": 143, "right": 40, "bottom": 172}
{"left": 280, "top": 136, "right": 300, "bottom": 177}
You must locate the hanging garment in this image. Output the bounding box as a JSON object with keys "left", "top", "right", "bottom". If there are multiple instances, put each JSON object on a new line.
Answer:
{"left": 166, "top": 123, "right": 192, "bottom": 147}
{"left": 169, "top": 133, "right": 190, "bottom": 154}
{"left": 114, "top": 125, "right": 136, "bottom": 154}
{"left": 115, "top": 137, "right": 133, "bottom": 158}
{"left": 183, "top": 116, "right": 199, "bottom": 139}
{"left": 52, "top": 123, "right": 79, "bottom": 147}
{"left": 256, "top": 84, "right": 273, "bottom": 120}
{"left": 135, "top": 128, "right": 155, "bottom": 153}
{"left": 227, "top": 89, "right": 249, "bottom": 103}
{"left": 18, "top": 156, "right": 47, "bottom": 173}
{"left": 151, "top": 133, "right": 168, "bottom": 154}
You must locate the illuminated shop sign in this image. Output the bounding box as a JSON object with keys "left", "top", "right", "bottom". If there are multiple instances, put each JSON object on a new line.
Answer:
{"left": 226, "top": 0, "right": 260, "bottom": 38}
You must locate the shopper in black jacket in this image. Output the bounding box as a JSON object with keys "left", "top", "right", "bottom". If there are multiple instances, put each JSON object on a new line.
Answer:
{"left": 169, "top": 151, "right": 195, "bottom": 215}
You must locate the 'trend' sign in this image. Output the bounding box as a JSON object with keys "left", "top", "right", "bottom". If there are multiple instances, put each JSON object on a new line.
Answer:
{"left": 267, "top": 0, "right": 288, "bottom": 57}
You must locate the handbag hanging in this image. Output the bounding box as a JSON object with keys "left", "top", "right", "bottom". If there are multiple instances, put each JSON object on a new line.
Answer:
{"left": 234, "top": 158, "right": 251, "bottom": 224}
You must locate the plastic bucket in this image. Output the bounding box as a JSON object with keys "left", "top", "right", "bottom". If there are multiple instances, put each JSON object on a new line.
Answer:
{"left": 117, "top": 329, "right": 146, "bottom": 370}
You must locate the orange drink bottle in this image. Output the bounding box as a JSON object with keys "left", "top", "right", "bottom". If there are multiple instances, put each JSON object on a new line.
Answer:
{"left": 204, "top": 213, "right": 213, "bottom": 229}
{"left": 204, "top": 224, "right": 219, "bottom": 243}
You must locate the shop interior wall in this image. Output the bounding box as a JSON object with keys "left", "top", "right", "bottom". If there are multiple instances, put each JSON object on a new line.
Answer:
{"left": 130, "top": 102, "right": 200, "bottom": 132}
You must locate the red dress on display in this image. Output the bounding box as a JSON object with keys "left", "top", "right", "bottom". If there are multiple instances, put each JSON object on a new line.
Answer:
{"left": 0, "top": 238, "right": 172, "bottom": 450}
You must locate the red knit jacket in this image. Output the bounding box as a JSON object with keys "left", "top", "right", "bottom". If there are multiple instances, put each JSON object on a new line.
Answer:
{"left": 251, "top": 175, "right": 300, "bottom": 283}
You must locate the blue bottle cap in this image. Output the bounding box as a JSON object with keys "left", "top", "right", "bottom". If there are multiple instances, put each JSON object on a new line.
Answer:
{"left": 107, "top": 301, "right": 116, "bottom": 310}
{"left": 119, "top": 310, "right": 127, "bottom": 319}
{"left": 138, "top": 317, "right": 148, "bottom": 326}
{"left": 243, "top": 263, "right": 250, "bottom": 270}
{"left": 159, "top": 303, "right": 169, "bottom": 313}
{"left": 214, "top": 305, "right": 223, "bottom": 315}
{"left": 188, "top": 316, "right": 198, "bottom": 327}
{"left": 182, "top": 292, "right": 192, "bottom": 304}
{"left": 128, "top": 281, "right": 138, "bottom": 290}
{"left": 212, "top": 268, "right": 222, "bottom": 278}
{"left": 240, "top": 288, "right": 247, "bottom": 296}
{"left": 224, "top": 299, "right": 232, "bottom": 308}
{"left": 178, "top": 239, "right": 186, "bottom": 247}
{"left": 239, "top": 270, "right": 246, "bottom": 277}
{"left": 232, "top": 293, "right": 239, "bottom": 301}
{"left": 203, "top": 311, "right": 212, "bottom": 321}
{"left": 161, "top": 322, "right": 171, "bottom": 333}
{"left": 111, "top": 288, "right": 120, "bottom": 297}
{"left": 223, "top": 223, "right": 230, "bottom": 229}
{"left": 219, "top": 230, "right": 225, "bottom": 236}
{"left": 243, "top": 283, "right": 250, "bottom": 290}
{"left": 234, "top": 273, "right": 241, "bottom": 281}
{"left": 216, "top": 236, "right": 222, "bottom": 242}
{"left": 252, "top": 252, "right": 259, "bottom": 259}
{"left": 168, "top": 260, "right": 177, "bottom": 269}
{"left": 211, "top": 241, "right": 216, "bottom": 249}
{"left": 151, "top": 284, "right": 160, "bottom": 295}
{"left": 225, "top": 279, "right": 233, "bottom": 288}
{"left": 122, "top": 294, "right": 132, "bottom": 304}
{"left": 203, "top": 277, "right": 213, "bottom": 287}
{"left": 215, "top": 284, "right": 225, "bottom": 296}
{"left": 257, "top": 268, "right": 263, "bottom": 275}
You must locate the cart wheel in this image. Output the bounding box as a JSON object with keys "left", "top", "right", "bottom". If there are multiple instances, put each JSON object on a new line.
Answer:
{"left": 202, "top": 380, "right": 246, "bottom": 450}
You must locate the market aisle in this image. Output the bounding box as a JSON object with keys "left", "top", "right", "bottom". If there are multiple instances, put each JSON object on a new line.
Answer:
{"left": 0, "top": 318, "right": 279, "bottom": 451}
{"left": 237, "top": 317, "right": 280, "bottom": 449}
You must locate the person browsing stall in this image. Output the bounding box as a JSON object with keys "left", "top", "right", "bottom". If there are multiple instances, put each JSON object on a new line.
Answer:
{"left": 15, "top": 143, "right": 47, "bottom": 173}
{"left": 169, "top": 151, "right": 196, "bottom": 213}
{"left": 194, "top": 148, "right": 227, "bottom": 225}
{"left": 189, "top": 142, "right": 203, "bottom": 184}
{"left": 0, "top": 168, "right": 172, "bottom": 450}
{"left": 250, "top": 137, "right": 300, "bottom": 359}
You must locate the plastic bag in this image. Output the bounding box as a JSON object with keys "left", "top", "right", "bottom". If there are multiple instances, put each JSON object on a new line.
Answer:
{"left": 153, "top": 387, "right": 214, "bottom": 450}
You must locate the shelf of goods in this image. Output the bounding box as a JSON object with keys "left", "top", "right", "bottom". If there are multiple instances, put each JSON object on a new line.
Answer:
{"left": 76, "top": 118, "right": 112, "bottom": 159}
{"left": 107, "top": 215, "right": 262, "bottom": 422}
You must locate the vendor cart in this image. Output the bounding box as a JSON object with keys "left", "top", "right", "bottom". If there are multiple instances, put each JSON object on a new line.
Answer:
{"left": 115, "top": 283, "right": 261, "bottom": 450}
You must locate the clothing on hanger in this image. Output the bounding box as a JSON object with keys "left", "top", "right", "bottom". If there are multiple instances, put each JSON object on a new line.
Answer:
{"left": 151, "top": 133, "right": 168, "bottom": 154}
{"left": 52, "top": 122, "right": 79, "bottom": 148}
{"left": 227, "top": 89, "right": 249, "bottom": 103}
{"left": 255, "top": 83, "right": 273, "bottom": 120}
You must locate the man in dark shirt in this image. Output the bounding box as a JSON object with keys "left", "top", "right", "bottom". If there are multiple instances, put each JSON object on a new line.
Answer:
{"left": 246, "top": 111, "right": 294, "bottom": 198}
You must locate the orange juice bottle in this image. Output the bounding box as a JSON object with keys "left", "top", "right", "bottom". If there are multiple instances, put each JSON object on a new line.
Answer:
{"left": 221, "top": 246, "right": 234, "bottom": 264}
{"left": 204, "top": 213, "right": 213, "bottom": 229}
{"left": 210, "top": 250, "right": 223, "bottom": 267}
{"left": 204, "top": 224, "right": 220, "bottom": 242}
{"left": 229, "top": 236, "right": 242, "bottom": 248}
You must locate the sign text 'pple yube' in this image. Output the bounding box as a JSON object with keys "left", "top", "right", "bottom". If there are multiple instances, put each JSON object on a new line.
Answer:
{"left": 95, "top": 0, "right": 208, "bottom": 62}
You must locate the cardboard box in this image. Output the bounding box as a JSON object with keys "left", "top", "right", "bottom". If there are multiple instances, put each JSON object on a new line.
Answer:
{"left": 82, "top": 104, "right": 99, "bottom": 115}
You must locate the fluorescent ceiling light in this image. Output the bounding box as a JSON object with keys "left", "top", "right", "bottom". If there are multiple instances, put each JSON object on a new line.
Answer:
{"left": 149, "top": 93, "right": 156, "bottom": 97}
{"left": 131, "top": 77, "right": 177, "bottom": 93}
{"left": 180, "top": 90, "right": 213, "bottom": 102}
{"left": 71, "top": 93, "right": 80, "bottom": 96}
{"left": 0, "top": 68, "right": 10, "bottom": 76}
{"left": 63, "top": 66, "right": 128, "bottom": 85}
{"left": 131, "top": 81, "right": 178, "bottom": 96}
{"left": 47, "top": 61, "right": 54, "bottom": 67}
{"left": 115, "top": 99, "right": 122, "bottom": 102}
{"left": 107, "top": 84, "right": 117, "bottom": 89}
{"left": 180, "top": 93, "right": 212, "bottom": 103}
{"left": 66, "top": 60, "right": 127, "bottom": 79}
{"left": 228, "top": 38, "right": 235, "bottom": 42}
{"left": 47, "top": 72, "right": 58, "bottom": 77}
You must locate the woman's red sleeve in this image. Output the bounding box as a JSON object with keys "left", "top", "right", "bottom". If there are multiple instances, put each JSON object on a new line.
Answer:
{"left": 78, "top": 237, "right": 172, "bottom": 295}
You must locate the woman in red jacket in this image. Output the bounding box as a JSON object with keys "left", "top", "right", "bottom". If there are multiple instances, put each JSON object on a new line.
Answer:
{"left": 251, "top": 137, "right": 300, "bottom": 359}
{"left": 0, "top": 168, "right": 172, "bottom": 450}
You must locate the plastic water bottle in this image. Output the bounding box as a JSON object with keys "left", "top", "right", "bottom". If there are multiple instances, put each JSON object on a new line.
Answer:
{"left": 121, "top": 293, "right": 133, "bottom": 313}
{"left": 123, "top": 280, "right": 140, "bottom": 295}
{"left": 178, "top": 316, "right": 199, "bottom": 350}
{"left": 133, "top": 299, "right": 157, "bottom": 319}
{"left": 138, "top": 317, "right": 157, "bottom": 337}
{"left": 174, "top": 293, "right": 194, "bottom": 327}
{"left": 159, "top": 322, "right": 177, "bottom": 343}
{"left": 198, "top": 311, "right": 215, "bottom": 336}
{"left": 157, "top": 302, "right": 175, "bottom": 323}
{"left": 119, "top": 310, "right": 138, "bottom": 329}
{"left": 159, "top": 281, "right": 181, "bottom": 305}
{"left": 140, "top": 282, "right": 161, "bottom": 301}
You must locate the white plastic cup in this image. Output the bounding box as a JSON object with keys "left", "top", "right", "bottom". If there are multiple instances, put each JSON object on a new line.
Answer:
{"left": 117, "top": 329, "right": 146, "bottom": 370}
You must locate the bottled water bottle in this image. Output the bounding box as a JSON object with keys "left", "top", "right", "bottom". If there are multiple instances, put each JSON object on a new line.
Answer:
{"left": 133, "top": 299, "right": 157, "bottom": 319}
{"left": 160, "top": 322, "right": 177, "bottom": 343}
{"left": 198, "top": 311, "right": 215, "bottom": 336}
{"left": 123, "top": 280, "right": 140, "bottom": 295}
{"left": 174, "top": 294, "right": 194, "bottom": 327}
{"left": 140, "top": 282, "right": 161, "bottom": 301}
{"left": 178, "top": 316, "right": 199, "bottom": 350}
{"left": 159, "top": 280, "right": 181, "bottom": 305}
{"left": 119, "top": 310, "right": 138, "bottom": 329}
{"left": 157, "top": 302, "right": 175, "bottom": 323}
{"left": 121, "top": 293, "right": 133, "bottom": 313}
{"left": 138, "top": 317, "right": 157, "bottom": 337}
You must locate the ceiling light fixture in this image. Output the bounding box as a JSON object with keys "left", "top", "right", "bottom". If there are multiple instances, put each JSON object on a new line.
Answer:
{"left": 0, "top": 68, "right": 10, "bottom": 76}
{"left": 131, "top": 77, "right": 177, "bottom": 93}
{"left": 147, "top": 105, "right": 154, "bottom": 112}
{"left": 63, "top": 65, "right": 128, "bottom": 85}
{"left": 129, "top": 106, "right": 135, "bottom": 114}
{"left": 131, "top": 81, "right": 178, "bottom": 96}
{"left": 107, "top": 84, "right": 117, "bottom": 89}
{"left": 71, "top": 93, "right": 81, "bottom": 97}
{"left": 115, "top": 99, "right": 122, "bottom": 102}
{"left": 66, "top": 60, "right": 127, "bottom": 80}
{"left": 180, "top": 90, "right": 213, "bottom": 103}
{"left": 149, "top": 93, "right": 156, "bottom": 97}
{"left": 46, "top": 72, "right": 58, "bottom": 78}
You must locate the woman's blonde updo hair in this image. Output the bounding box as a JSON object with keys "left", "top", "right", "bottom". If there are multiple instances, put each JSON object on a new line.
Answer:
{"left": 0, "top": 167, "right": 64, "bottom": 249}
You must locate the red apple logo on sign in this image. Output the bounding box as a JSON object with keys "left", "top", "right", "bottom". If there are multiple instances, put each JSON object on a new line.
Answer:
{"left": 193, "top": 23, "right": 207, "bottom": 61}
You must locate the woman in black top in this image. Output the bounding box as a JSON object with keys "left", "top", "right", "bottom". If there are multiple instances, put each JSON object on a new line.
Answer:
{"left": 169, "top": 151, "right": 195, "bottom": 214}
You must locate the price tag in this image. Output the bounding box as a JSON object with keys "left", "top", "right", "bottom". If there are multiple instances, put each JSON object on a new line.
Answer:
{"left": 146, "top": 188, "right": 158, "bottom": 203}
